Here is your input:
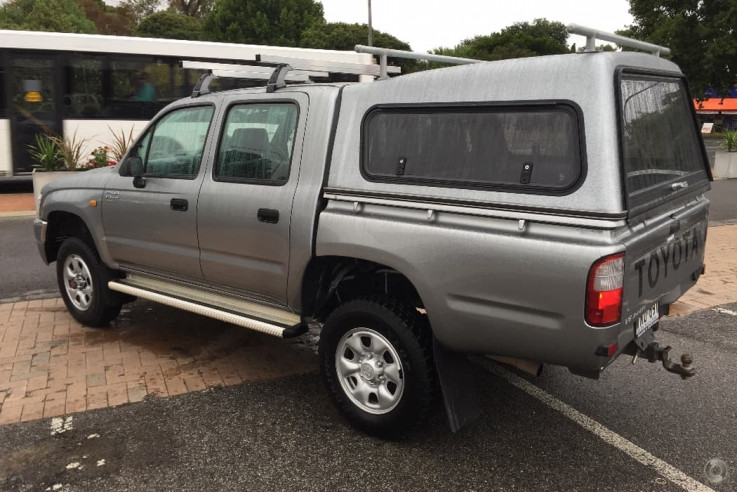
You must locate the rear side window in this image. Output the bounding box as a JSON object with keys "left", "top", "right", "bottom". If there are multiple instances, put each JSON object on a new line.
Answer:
{"left": 620, "top": 75, "right": 708, "bottom": 205}
{"left": 362, "top": 105, "right": 583, "bottom": 192}
{"left": 215, "top": 103, "right": 298, "bottom": 184}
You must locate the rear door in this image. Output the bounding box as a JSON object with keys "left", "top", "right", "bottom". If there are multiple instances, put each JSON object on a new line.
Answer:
{"left": 197, "top": 93, "right": 307, "bottom": 305}
{"left": 617, "top": 71, "right": 711, "bottom": 340}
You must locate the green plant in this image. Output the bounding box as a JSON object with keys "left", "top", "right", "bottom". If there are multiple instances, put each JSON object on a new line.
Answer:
{"left": 721, "top": 130, "right": 737, "bottom": 152}
{"left": 50, "top": 130, "right": 88, "bottom": 170}
{"left": 108, "top": 125, "right": 136, "bottom": 162}
{"left": 27, "top": 134, "right": 62, "bottom": 171}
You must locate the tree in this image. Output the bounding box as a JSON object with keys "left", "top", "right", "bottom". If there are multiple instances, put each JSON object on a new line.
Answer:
{"left": 169, "top": 0, "right": 212, "bottom": 18}
{"left": 300, "top": 22, "right": 418, "bottom": 73}
{"left": 203, "top": 0, "right": 324, "bottom": 46}
{"left": 433, "top": 19, "right": 569, "bottom": 61}
{"left": 136, "top": 10, "right": 203, "bottom": 40}
{"left": 117, "top": 0, "right": 163, "bottom": 28}
{"left": 0, "top": 0, "right": 96, "bottom": 33}
{"left": 76, "top": 0, "right": 132, "bottom": 35}
{"left": 626, "top": 0, "right": 737, "bottom": 96}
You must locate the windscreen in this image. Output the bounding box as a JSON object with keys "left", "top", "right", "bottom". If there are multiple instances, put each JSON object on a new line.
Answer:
{"left": 620, "top": 75, "right": 708, "bottom": 208}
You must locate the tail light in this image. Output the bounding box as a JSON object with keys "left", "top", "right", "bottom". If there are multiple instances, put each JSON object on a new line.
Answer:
{"left": 586, "top": 253, "right": 625, "bottom": 326}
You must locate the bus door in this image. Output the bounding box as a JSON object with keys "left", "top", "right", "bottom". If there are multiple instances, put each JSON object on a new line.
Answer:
{"left": 8, "top": 53, "right": 63, "bottom": 174}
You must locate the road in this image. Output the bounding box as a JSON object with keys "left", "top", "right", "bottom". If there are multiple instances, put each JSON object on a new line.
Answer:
{"left": 0, "top": 216, "right": 57, "bottom": 302}
{"left": 0, "top": 301, "right": 735, "bottom": 491}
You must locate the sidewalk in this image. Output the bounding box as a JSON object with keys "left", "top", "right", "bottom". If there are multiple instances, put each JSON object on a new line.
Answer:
{"left": 0, "top": 193, "right": 35, "bottom": 217}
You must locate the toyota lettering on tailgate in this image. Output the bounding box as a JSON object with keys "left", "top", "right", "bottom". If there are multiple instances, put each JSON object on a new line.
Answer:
{"left": 633, "top": 227, "right": 701, "bottom": 298}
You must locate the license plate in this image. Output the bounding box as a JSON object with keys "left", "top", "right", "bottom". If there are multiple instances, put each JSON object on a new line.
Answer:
{"left": 634, "top": 303, "right": 659, "bottom": 338}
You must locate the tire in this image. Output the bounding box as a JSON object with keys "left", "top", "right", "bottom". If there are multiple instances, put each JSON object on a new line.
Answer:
{"left": 56, "top": 237, "right": 122, "bottom": 327}
{"left": 319, "top": 296, "right": 436, "bottom": 437}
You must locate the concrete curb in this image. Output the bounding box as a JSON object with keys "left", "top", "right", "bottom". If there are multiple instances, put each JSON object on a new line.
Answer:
{"left": 0, "top": 211, "right": 36, "bottom": 218}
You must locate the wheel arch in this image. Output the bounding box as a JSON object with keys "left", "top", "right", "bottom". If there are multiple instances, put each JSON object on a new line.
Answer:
{"left": 45, "top": 211, "right": 96, "bottom": 262}
{"left": 301, "top": 256, "right": 426, "bottom": 324}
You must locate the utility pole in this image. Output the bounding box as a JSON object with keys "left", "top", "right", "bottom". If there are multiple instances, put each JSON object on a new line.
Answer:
{"left": 368, "top": 0, "right": 373, "bottom": 46}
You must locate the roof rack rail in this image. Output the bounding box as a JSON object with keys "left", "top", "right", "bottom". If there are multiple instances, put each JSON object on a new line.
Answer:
{"left": 567, "top": 24, "right": 671, "bottom": 57}
{"left": 185, "top": 53, "right": 400, "bottom": 96}
{"left": 355, "top": 45, "right": 479, "bottom": 79}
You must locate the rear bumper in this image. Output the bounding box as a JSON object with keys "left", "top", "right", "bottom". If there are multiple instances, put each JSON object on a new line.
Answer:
{"left": 33, "top": 218, "right": 49, "bottom": 264}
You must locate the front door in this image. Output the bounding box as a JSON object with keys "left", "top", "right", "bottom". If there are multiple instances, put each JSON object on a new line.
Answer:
{"left": 102, "top": 104, "right": 216, "bottom": 280}
{"left": 9, "top": 53, "right": 63, "bottom": 174}
{"left": 197, "top": 94, "right": 307, "bottom": 305}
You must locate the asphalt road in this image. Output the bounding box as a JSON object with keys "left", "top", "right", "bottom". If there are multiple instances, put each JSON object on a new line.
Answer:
{"left": 0, "top": 302, "right": 735, "bottom": 491}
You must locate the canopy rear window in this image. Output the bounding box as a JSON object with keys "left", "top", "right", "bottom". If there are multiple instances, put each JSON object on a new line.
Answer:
{"left": 619, "top": 75, "right": 708, "bottom": 208}
{"left": 362, "top": 104, "right": 583, "bottom": 193}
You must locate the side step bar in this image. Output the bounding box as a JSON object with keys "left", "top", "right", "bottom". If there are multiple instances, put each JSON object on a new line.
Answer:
{"left": 108, "top": 276, "right": 305, "bottom": 338}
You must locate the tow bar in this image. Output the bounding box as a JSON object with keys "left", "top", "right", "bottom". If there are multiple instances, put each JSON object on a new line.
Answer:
{"left": 630, "top": 342, "right": 695, "bottom": 379}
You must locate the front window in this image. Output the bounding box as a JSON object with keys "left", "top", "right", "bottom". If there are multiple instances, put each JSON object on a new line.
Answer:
{"left": 136, "top": 105, "right": 214, "bottom": 178}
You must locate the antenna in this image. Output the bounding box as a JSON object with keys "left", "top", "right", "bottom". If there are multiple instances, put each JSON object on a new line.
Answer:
{"left": 567, "top": 24, "right": 671, "bottom": 57}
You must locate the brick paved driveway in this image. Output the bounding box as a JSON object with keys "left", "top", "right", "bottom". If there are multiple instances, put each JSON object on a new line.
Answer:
{"left": 0, "top": 299, "right": 316, "bottom": 425}
{"left": 0, "top": 224, "right": 735, "bottom": 427}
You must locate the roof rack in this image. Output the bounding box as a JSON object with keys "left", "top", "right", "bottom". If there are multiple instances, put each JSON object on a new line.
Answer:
{"left": 355, "top": 45, "right": 479, "bottom": 79}
{"left": 567, "top": 24, "right": 671, "bottom": 57}
{"left": 185, "top": 53, "right": 402, "bottom": 97}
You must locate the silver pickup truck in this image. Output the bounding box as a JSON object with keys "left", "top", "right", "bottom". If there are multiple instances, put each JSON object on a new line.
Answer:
{"left": 34, "top": 30, "right": 711, "bottom": 435}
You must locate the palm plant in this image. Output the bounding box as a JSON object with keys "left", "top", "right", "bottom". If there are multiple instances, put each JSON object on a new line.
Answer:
{"left": 721, "top": 130, "right": 737, "bottom": 152}
{"left": 108, "top": 125, "right": 136, "bottom": 162}
{"left": 27, "top": 134, "right": 62, "bottom": 171}
{"left": 50, "top": 130, "right": 88, "bottom": 170}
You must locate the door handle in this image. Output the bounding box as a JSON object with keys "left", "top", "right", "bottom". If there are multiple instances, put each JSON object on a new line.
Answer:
{"left": 257, "top": 208, "right": 279, "bottom": 224}
{"left": 170, "top": 198, "right": 188, "bottom": 212}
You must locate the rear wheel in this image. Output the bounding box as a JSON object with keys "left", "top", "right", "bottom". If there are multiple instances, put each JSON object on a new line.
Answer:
{"left": 56, "top": 237, "right": 121, "bottom": 327}
{"left": 319, "top": 296, "right": 436, "bottom": 437}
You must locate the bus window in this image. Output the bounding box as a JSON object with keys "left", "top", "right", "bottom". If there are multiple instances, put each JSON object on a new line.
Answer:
{"left": 0, "top": 59, "right": 6, "bottom": 118}
{"left": 64, "top": 55, "right": 104, "bottom": 118}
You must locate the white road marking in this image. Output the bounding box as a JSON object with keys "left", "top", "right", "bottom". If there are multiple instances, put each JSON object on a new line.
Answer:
{"left": 488, "top": 364, "right": 715, "bottom": 492}
{"left": 50, "top": 416, "right": 73, "bottom": 435}
{"left": 713, "top": 307, "right": 737, "bottom": 316}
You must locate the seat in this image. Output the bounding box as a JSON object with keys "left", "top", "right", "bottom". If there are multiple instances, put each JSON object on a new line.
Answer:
{"left": 220, "top": 128, "right": 271, "bottom": 179}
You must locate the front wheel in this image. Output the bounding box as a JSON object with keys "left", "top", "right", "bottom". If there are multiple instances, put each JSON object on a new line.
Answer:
{"left": 56, "top": 237, "right": 121, "bottom": 327}
{"left": 319, "top": 296, "right": 436, "bottom": 437}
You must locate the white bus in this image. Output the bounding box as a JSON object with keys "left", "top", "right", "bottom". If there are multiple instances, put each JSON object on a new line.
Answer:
{"left": 0, "top": 30, "right": 374, "bottom": 177}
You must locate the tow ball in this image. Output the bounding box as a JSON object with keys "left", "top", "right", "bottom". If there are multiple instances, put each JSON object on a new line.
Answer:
{"left": 630, "top": 342, "right": 695, "bottom": 379}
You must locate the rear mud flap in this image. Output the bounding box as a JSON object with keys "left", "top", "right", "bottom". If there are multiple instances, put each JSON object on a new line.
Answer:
{"left": 433, "top": 338, "right": 481, "bottom": 433}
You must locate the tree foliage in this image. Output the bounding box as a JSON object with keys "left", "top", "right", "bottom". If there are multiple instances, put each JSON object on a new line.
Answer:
{"left": 168, "top": 0, "right": 212, "bottom": 18}
{"left": 626, "top": 0, "right": 737, "bottom": 95}
{"left": 0, "top": 0, "right": 97, "bottom": 33}
{"left": 136, "top": 10, "right": 203, "bottom": 40}
{"left": 203, "top": 0, "right": 324, "bottom": 46}
{"left": 433, "top": 19, "right": 569, "bottom": 61}
{"left": 300, "top": 22, "right": 418, "bottom": 73}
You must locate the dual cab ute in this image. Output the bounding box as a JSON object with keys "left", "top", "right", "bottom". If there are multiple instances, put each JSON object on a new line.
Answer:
{"left": 34, "top": 27, "right": 711, "bottom": 435}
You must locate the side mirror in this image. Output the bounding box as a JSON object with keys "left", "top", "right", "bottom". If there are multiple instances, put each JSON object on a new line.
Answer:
{"left": 124, "top": 156, "right": 146, "bottom": 189}
{"left": 128, "top": 156, "right": 144, "bottom": 177}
